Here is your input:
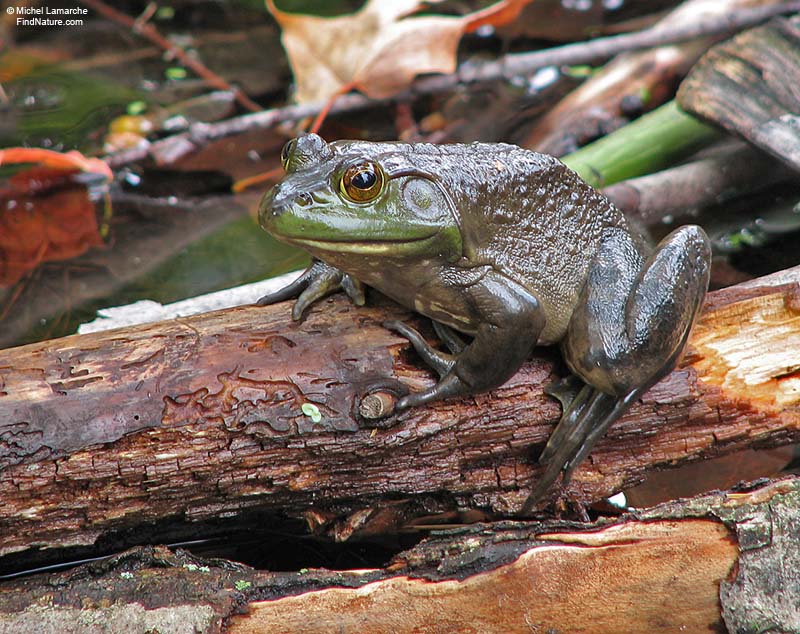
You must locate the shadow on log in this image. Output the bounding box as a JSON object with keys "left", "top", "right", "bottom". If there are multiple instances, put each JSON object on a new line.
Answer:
{"left": 0, "top": 265, "right": 798, "bottom": 560}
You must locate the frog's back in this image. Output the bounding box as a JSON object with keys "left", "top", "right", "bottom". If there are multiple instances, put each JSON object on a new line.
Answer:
{"left": 421, "top": 143, "right": 633, "bottom": 343}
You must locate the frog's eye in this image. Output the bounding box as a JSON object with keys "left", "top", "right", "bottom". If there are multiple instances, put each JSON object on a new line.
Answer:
{"left": 280, "top": 139, "right": 296, "bottom": 170}
{"left": 339, "top": 161, "right": 385, "bottom": 203}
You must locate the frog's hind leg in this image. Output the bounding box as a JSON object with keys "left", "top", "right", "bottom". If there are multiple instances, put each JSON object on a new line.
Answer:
{"left": 565, "top": 225, "right": 711, "bottom": 402}
{"left": 521, "top": 225, "right": 711, "bottom": 515}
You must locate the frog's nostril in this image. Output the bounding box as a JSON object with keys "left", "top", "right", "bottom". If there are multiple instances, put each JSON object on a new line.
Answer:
{"left": 264, "top": 185, "right": 294, "bottom": 216}
{"left": 296, "top": 193, "right": 312, "bottom": 207}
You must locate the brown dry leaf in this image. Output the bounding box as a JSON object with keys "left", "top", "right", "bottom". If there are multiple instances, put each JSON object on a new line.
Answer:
{"left": 0, "top": 167, "right": 105, "bottom": 287}
{"left": 266, "top": 0, "right": 533, "bottom": 103}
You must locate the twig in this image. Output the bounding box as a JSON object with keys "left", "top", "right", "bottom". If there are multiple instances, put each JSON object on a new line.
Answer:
{"left": 468, "top": 1, "right": 800, "bottom": 80}
{"left": 80, "top": 0, "right": 262, "bottom": 113}
{"left": 308, "top": 81, "right": 357, "bottom": 135}
{"left": 106, "top": 92, "right": 385, "bottom": 167}
{"left": 104, "top": 1, "right": 800, "bottom": 167}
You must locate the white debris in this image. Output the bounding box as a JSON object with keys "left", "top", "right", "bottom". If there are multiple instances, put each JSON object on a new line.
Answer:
{"left": 78, "top": 270, "right": 303, "bottom": 334}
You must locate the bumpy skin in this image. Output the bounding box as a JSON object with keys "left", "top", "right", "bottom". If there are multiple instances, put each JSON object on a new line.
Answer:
{"left": 258, "top": 133, "right": 712, "bottom": 513}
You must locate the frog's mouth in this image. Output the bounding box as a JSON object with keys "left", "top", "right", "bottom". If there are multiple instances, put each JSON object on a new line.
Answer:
{"left": 291, "top": 233, "right": 441, "bottom": 256}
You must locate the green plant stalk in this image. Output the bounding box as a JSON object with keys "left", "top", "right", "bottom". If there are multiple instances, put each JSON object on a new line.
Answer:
{"left": 562, "top": 100, "right": 723, "bottom": 188}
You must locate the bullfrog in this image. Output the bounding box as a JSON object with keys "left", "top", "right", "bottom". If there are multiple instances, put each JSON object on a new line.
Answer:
{"left": 257, "top": 133, "right": 711, "bottom": 513}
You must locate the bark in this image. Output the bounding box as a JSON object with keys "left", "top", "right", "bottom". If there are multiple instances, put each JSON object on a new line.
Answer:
{"left": 0, "top": 477, "right": 798, "bottom": 634}
{"left": 678, "top": 13, "right": 800, "bottom": 171}
{"left": 0, "top": 265, "right": 799, "bottom": 560}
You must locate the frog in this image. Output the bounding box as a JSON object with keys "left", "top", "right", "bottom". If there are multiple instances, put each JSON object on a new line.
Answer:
{"left": 257, "top": 132, "right": 711, "bottom": 514}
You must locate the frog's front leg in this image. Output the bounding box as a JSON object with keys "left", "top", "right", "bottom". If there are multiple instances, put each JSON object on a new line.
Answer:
{"left": 257, "top": 259, "right": 365, "bottom": 320}
{"left": 387, "top": 269, "right": 546, "bottom": 409}
{"left": 521, "top": 225, "right": 711, "bottom": 514}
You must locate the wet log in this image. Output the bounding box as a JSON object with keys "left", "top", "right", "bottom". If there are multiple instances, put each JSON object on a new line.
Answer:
{"left": 0, "top": 265, "right": 799, "bottom": 559}
{"left": 1, "top": 477, "right": 798, "bottom": 634}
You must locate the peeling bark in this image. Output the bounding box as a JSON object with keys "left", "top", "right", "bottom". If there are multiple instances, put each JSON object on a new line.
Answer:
{"left": 0, "top": 265, "right": 799, "bottom": 560}
{"left": 0, "top": 478, "right": 798, "bottom": 633}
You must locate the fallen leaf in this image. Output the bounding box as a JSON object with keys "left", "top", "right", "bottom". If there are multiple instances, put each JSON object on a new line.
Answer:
{"left": 0, "top": 174, "right": 104, "bottom": 287}
{"left": 0, "top": 151, "right": 110, "bottom": 287}
{"left": 266, "top": 0, "right": 534, "bottom": 104}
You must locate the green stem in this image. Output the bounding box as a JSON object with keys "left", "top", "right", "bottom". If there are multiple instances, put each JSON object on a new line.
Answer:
{"left": 562, "top": 101, "right": 722, "bottom": 187}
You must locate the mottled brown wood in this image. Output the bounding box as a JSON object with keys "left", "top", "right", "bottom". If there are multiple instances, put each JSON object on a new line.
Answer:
{"left": 0, "top": 266, "right": 799, "bottom": 558}
{"left": 678, "top": 13, "right": 800, "bottom": 171}
{"left": 232, "top": 520, "right": 735, "bottom": 634}
{"left": 3, "top": 478, "right": 798, "bottom": 634}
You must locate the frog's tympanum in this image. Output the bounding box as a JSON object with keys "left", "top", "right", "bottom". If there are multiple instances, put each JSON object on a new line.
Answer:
{"left": 258, "top": 133, "right": 711, "bottom": 513}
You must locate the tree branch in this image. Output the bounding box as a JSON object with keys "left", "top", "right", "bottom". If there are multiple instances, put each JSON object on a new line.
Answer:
{"left": 0, "top": 265, "right": 799, "bottom": 557}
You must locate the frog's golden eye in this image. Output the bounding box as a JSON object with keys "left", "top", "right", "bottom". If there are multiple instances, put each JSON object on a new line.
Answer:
{"left": 280, "top": 139, "right": 296, "bottom": 170}
{"left": 339, "top": 161, "right": 384, "bottom": 203}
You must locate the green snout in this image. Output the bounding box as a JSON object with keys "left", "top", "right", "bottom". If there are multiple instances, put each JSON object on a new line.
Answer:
{"left": 259, "top": 184, "right": 462, "bottom": 259}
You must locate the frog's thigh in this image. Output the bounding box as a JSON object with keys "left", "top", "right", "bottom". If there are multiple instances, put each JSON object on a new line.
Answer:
{"left": 564, "top": 225, "right": 711, "bottom": 395}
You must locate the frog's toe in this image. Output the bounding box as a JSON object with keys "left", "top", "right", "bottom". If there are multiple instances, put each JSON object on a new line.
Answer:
{"left": 432, "top": 321, "right": 467, "bottom": 355}
{"left": 538, "top": 382, "right": 597, "bottom": 466}
{"left": 543, "top": 374, "right": 584, "bottom": 413}
{"left": 341, "top": 275, "right": 366, "bottom": 306}
{"left": 384, "top": 320, "right": 455, "bottom": 377}
{"left": 257, "top": 260, "right": 357, "bottom": 321}
{"left": 256, "top": 270, "right": 312, "bottom": 307}
{"left": 396, "top": 373, "right": 465, "bottom": 409}
{"left": 559, "top": 390, "right": 637, "bottom": 485}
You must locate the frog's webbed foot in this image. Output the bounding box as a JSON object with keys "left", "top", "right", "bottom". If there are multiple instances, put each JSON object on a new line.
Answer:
{"left": 520, "top": 383, "right": 636, "bottom": 516}
{"left": 257, "top": 259, "right": 365, "bottom": 320}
